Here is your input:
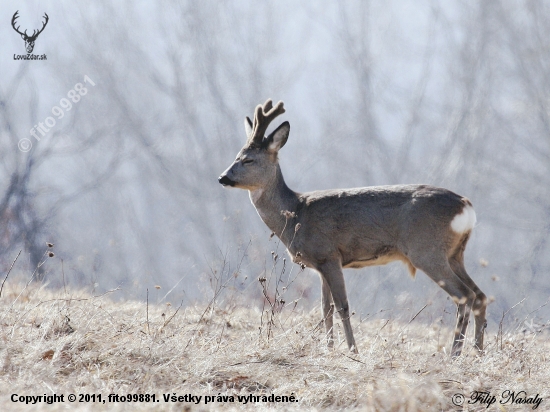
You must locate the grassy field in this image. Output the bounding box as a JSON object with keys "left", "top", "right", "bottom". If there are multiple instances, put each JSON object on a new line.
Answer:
{"left": 0, "top": 282, "right": 548, "bottom": 411}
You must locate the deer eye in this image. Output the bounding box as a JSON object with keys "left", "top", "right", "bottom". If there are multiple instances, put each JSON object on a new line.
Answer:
{"left": 242, "top": 158, "right": 254, "bottom": 165}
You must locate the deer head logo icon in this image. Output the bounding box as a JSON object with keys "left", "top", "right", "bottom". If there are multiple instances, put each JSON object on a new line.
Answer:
{"left": 11, "top": 11, "right": 49, "bottom": 54}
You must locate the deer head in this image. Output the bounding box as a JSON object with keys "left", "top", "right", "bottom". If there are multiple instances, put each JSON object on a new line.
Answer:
{"left": 12, "top": 11, "right": 49, "bottom": 54}
{"left": 219, "top": 99, "right": 289, "bottom": 190}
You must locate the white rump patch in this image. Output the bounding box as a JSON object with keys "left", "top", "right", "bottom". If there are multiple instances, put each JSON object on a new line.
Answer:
{"left": 450, "top": 205, "right": 476, "bottom": 233}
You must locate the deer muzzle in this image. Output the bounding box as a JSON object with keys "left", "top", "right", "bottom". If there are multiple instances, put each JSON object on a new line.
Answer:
{"left": 218, "top": 175, "right": 236, "bottom": 187}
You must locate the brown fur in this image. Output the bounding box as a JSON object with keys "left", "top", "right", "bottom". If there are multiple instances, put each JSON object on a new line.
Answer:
{"left": 219, "top": 100, "right": 487, "bottom": 357}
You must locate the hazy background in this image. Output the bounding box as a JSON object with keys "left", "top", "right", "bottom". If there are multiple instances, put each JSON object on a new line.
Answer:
{"left": 1, "top": 1, "right": 549, "bottom": 333}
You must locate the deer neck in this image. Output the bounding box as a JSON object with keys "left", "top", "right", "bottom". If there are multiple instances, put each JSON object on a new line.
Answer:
{"left": 249, "top": 165, "right": 299, "bottom": 241}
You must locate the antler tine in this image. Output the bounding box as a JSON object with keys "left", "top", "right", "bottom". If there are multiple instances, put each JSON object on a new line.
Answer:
{"left": 262, "top": 99, "right": 274, "bottom": 113}
{"left": 11, "top": 11, "right": 25, "bottom": 36}
{"left": 249, "top": 99, "right": 285, "bottom": 145}
{"left": 36, "top": 13, "right": 49, "bottom": 36}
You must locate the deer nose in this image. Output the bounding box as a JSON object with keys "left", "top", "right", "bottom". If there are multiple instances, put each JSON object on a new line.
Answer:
{"left": 218, "top": 175, "right": 235, "bottom": 187}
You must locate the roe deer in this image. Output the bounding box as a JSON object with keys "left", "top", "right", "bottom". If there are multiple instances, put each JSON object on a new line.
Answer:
{"left": 218, "top": 99, "right": 487, "bottom": 357}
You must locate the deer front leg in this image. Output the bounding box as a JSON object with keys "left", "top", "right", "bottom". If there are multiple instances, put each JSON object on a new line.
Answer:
{"left": 318, "top": 261, "right": 357, "bottom": 353}
{"left": 320, "top": 275, "right": 335, "bottom": 348}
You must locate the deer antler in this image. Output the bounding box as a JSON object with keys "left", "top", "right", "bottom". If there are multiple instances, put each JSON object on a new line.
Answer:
{"left": 248, "top": 99, "right": 285, "bottom": 146}
{"left": 11, "top": 11, "right": 25, "bottom": 36}
{"left": 31, "top": 13, "right": 49, "bottom": 39}
{"left": 11, "top": 11, "right": 49, "bottom": 40}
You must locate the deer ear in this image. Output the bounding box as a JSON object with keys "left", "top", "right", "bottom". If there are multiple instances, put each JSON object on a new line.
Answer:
{"left": 244, "top": 117, "right": 253, "bottom": 137}
{"left": 265, "top": 121, "right": 290, "bottom": 153}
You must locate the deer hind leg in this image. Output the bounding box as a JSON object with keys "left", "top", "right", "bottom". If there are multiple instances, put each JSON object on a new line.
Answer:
{"left": 317, "top": 260, "right": 357, "bottom": 353}
{"left": 410, "top": 254, "right": 475, "bottom": 357}
{"left": 448, "top": 254, "right": 487, "bottom": 352}
{"left": 320, "top": 275, "right": 335, "bottom": 348}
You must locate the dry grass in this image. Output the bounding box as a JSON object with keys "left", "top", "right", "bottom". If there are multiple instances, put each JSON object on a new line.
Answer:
{"left": 0, "top": 282, "right": 548, "bottom": 411}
